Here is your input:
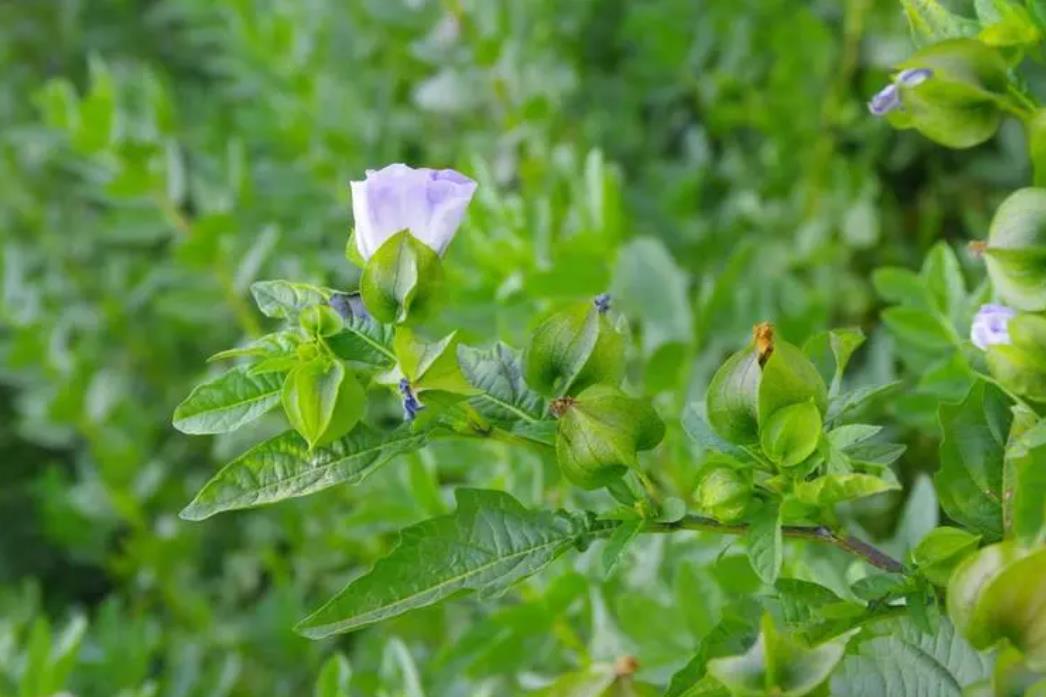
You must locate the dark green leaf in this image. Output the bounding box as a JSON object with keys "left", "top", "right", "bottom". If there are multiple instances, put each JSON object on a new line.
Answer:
{"left": 295, "top": 489, "right": 614, "bottom": 637}
{"left": 457, "top": 342, "right": 546, "bottom": 423}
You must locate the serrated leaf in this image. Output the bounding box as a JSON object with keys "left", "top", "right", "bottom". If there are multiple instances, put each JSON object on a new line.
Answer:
{"left": 295, "top": 489, "right": 614, "bottom": 637}
{"left": 173, "top": 365, "right": 284, "bottom": 434}
{"left": 935, "top": 381, "right": 1008, "bottom": 539}
{"left": 325, "top": 314, "right": 396, "bottom": 368}
{"left": 457, "top": 342, "right": 546, "bottom": 423}
{"left": 180, "top": 424, "right": 430, "bottom": 520}
{"left": 746, "top": 502, "right": 781, "bottom": 585}
{"left": 250, "top": 280, "right": 331, "bottom": 319}
{"left": 830, "top": 617, "right": 990, "bottom": 696}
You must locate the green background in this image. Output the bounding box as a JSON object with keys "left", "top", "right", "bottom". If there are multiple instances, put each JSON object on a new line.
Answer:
{"left": 0, "top": 0, "right": 1029, "bottom": 694}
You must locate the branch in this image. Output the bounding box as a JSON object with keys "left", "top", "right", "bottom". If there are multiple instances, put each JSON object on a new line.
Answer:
{"left": 647, "top": 514, "right": 905, "bottom": 574}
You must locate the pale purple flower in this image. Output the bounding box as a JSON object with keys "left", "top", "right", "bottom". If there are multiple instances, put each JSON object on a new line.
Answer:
{"left": 399, "top": 378, "right": 424, "bottom": 421}
{"left": 868, "top": 68, "right": 934, "bottom": 116}
{"left": 350, "top": 164, "right": 477, "bottom": 260}
{"left": 971, "top": 304, "right": 1016, "bottom": 350}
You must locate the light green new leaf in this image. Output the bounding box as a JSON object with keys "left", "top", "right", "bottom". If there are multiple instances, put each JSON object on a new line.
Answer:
{"left": 295, "top": 489, "right": 614, "bottom": 638}
{"left": 180, "top": 424, "right": 430, "bottom": 520}
{"left": 395, "top": 328, "right": 476, "bottom": 395}
{"left": 250, "top": 280, "right": 331, "bottom": 319}
{"left": 532, "top": 664, "right": 617, "bottom": 697}
{"left": 830, "top": 617, "right": 990, "bottom": 696}
{"left": 602, "top": 518, "right": 643, "bottom": 577}
{"left": 457, "top": 342, "right": 546, "bottom": 423}
{"left": 746, "top": 502, "right": 782, "bottom": 585}
{"left": 900, "top": 0, "right": 980, "bottom": 45}
{"left": 282, "top": 359, "right": 347, "bottom": 448}
{"left": 173, "top": 365, "right": 284, "bottom": 434}
{"left": 794, "top": 474, "right": 898, "bottom": 506}
{"left": 935, "top": 381, "right": 1008, "bottom": 539}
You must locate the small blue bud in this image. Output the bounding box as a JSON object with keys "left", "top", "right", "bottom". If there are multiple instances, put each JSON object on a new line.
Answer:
{"left": 897, "top": 67, "right": 933, "bottom": 87}
{"left": 868, "top": 83, "right": 900, "bottom": 116}
{"left": 594, "top": 293, "right": 612, "bottom": 314}
{"left": 399, "top": 378, "right": 424, "bottom": 421}
{"left": 868, "top": 67, "right": 933, "bottom": 117}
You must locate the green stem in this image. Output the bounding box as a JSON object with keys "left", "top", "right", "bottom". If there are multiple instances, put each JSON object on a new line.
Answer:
{"left": 646, "top": 514, "right": 905, "bottom": 573}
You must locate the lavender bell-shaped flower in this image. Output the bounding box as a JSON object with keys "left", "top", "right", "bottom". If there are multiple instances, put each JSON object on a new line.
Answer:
{"left": 351, "top": 164, "right": 478, "bottom": 261}
{"left": 867, "top": 68, "right": 933, "bottom": 116}
{"left": 971, "top": 303, "right": 1016, "bottom": 350}
{"left": 399, "top": 378, "right": 424, "bottom": 421}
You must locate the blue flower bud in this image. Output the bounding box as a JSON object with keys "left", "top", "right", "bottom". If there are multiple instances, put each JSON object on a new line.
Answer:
{"left": 594, "top": 293, "right": 612, "bottom": 314}
{"left": 399, "top": 378, "right": 424, "bottom": 421}
{"left": 867, "top": 68, "right": 934, "bottom": 116}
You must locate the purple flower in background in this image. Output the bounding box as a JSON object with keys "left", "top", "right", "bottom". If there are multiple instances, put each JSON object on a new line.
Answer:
{"left": 594, "top": 293, "right": 612, "bottom": 314}
{"left": 351, "top": 164, "right": 478, "bottom": 260}
{"left": 868, "top": 68, "right": 933, "bottom": 116}
{"left": 971, "top": 303, "right": 1016, "bottom": 350}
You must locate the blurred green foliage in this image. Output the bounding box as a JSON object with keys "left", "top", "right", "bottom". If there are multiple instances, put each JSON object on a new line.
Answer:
{"left": 0, "top": 0, "right": 1031, "bottom": 694}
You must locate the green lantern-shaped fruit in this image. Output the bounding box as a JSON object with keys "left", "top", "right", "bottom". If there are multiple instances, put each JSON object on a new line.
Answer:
{"left": 696, "top": 465, "right": 752, "bottom": 523}
{"left": 282, "top": 358, "right": 365, "bottom": 449}
{"left": 554, "top": 384, "right": 664, "bottom": 489}
{"left": 524, "top": 296, "right": 626, "bottom": 397}
{"left": 360, "top": 231, "right": 445, "bottom": 324}
{"left": 948, "top": 542, "right": 1046, "bottom": 670}
{"left": 889, "top": 39, "right": 1009, "bottom": 149}
{"left": 706, "top": 323, "right": 827, "bottom": 446}
{"left": 983, "top": 188, "right": 1046, "bottom": 312}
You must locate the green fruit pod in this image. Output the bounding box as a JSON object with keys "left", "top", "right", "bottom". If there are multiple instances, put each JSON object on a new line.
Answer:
{"left": 889, "top": 39, "right": 1009, "bottom": 149}
{"left": 696, "top": 465, "right": 751, "bottom": 523}
{"left": 524, "top": 298, "right": 626, "bottom": 397}
{"left": 984, "top": 188, "right": 1046, "bottom": 312}
{"left": 553, "top": 385, "right": 664, "bottom": 490}
{"left": 947, "top": 542, "right": 1046, "bottom": 670}
{"left": 706, "top": 323, "right": 827, "bottom": 446}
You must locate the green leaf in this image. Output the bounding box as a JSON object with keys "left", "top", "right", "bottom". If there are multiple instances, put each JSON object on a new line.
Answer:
{"left": 457, "top": 342, "right": 546, "bottom": 423}
{"left": 881, "top": 307, "right": 956, "bottom": 351}
{"left": 395, "top": 328, "right": 476, "bottom": 395}
{"left": 1029, "top": 110, "right": 1046, "bottom": 188}
{"left": 173, "top": 365, "right": 284, "bottom": 434}
{"left": 921, "top": 242, "right": 966, "bottom": 319}
{"left": 746, "top": 502, "right": 782, "bottom": 585}
{"left": 295, "top": 489, "right": 614, "bottom": 637}
{"left": 325, "top": 314, "right": 396, "bottom": 368}
{"left": 180, "top": 424, "right": 430, "bottom": 520}
{"left": 935, "top": 381, "right": 1008, "bottom": 539}
{"left": 900, "top": 0, "right": 980, "bottom": 44}
{"left": 793, "top": 474, "right": 898, "bottom": 506}
{"left": 912, "top": 526, "right": 981, "bottom": 586}
{"left": 872, "top": 267, "right": 933, "bottom": 308}
{"left": 803, "top": 328, "right": 865, "bottom": 396}
{"left": 250, "top": 280, "right": 331, "bottom": 319}
{"left": 707, "top": 614, "right": 852, "bottom": 697}
{"left": 830, "top": 617, "right": 990, "bottom": 696}
{"left": 760, "top": 400, "right": 822, "bottom": 468}
{"left": 602, "top": 518, "right": 643, "bottom": 577}
{"left": 208, "top": 331, "right": 302, "bottom": 362}
{"left": 826, "top": 382, "right": 902, "bottom": 423}
{"left": 360, "top": 230, "right": 444, "bottom": 324}
{"left": 314, "top": 654, "right": 352, "bottom": 697}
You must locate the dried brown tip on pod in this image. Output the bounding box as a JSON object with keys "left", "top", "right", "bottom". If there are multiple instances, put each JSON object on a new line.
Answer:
{"left": 550, "top": 396, "right": 577, "bottom": 418}
{"left": 754, "top": 321, "right": 775, "bottom": 366}
{"left": 968, "top": 240, "right": 988, "bottom": 257}
{"left": 614, "top": 655, "right": 639, "bottom": 677}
